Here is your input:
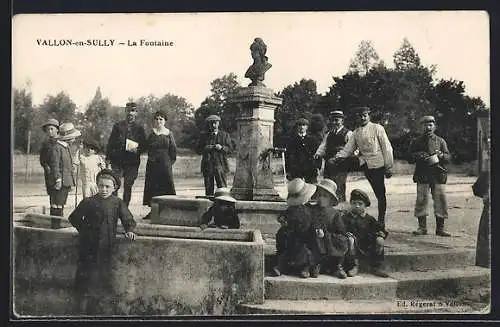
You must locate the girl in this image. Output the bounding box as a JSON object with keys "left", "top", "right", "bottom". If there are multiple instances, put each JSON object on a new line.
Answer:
{"left": 77, "top": 139, "right": 105, "bottom": 198}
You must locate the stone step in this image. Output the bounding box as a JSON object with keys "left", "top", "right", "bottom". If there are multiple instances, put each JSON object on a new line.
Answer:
{"left": 264, "top": 266, "right": 489, "bottom": 301}
{"left": 238, "top": 299, "right": 481, "bottom": 314}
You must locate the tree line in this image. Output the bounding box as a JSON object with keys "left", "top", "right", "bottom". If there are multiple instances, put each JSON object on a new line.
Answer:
{"left": 14, "top": 38, "right": 488, "bottom": 163}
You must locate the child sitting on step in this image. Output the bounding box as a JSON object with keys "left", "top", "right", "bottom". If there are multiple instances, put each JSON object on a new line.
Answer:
{"left": 272, "top": 178, "right": 317, "bottom": 278}
{"left": 200, "top": 187, "right": 240, "bottom": 230}
{"left": 343, "top": 189, "right": 389, "bottom": 278}
{"left": 308, "top": 179, "right": 349, "bottom": 279}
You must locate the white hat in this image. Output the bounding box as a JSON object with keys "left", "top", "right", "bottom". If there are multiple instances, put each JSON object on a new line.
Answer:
{"left": 213, "top": 187, "right": 237, "bottom": 203}
{"left": 58, "top": 122, "right": 81, "bottom": 141}
{"left": 287, "top": 178, "right": 317, "bottom": 206}
{"left": 316, "top": 179, "right": 339, "bottom": 206}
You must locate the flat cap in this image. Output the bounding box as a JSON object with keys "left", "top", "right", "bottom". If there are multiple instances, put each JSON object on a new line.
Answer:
{"left": 350, "top": 189, "right": 371, "bottom": 207}
{"left": 329, "top": 110, "right": 345, "bottom": 118}
{"left": 125, "top": 102, "right": 137, "bottom": 109}
{"left": 296, "top": 118, "right": 310, "bottom": 125}
{"left": 96, "top": 169, "right": 121, "bottom": 191}
{"left": 206, "top": 114, "right": 221, "bottom": 122}
{"left": 420, "top": 115, "right": 436, "bottom": 124}
{"left": 41, "top": 118, "right": 60, "bottom": 130}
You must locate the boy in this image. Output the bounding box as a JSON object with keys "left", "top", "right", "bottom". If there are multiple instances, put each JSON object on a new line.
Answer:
{"left": 272, "top": 178, "right": 317, "bottom": 278}
{"left": 69, "top": 169, "right": 137, "bottom": 314}
{"left": 200, "top": 187, "right": 240, "bottom": 230}
{"left": 407, "top": 115, "right": 451, "bottom": 237}
{"left": 308, "top": 179, "right": 349, "bottom": 279}
{"left": 39, "top": 119, "right": 60, "bottom": 212}
{"left": 343, "top": 189, "right": 389, "bottom": 278}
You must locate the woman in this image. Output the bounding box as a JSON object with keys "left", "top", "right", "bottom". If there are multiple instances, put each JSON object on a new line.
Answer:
{"left": 473, "top": 137, "right": 490, "bottom": 268}
{"left": 142, "top": 110, "right": 177, "bottom": 219}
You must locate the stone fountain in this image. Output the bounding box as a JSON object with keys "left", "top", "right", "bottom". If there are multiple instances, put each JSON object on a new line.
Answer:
{"left": 149, "top": 37, "right": 286, "bottom": 235}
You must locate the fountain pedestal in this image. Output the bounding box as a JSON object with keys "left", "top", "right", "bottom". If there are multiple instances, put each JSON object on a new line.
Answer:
{"left": 230, "top": 86, "right": 283, "bottom": 202}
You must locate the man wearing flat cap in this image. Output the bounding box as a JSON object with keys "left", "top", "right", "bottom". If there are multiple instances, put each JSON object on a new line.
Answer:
{"left": 333, "top": 106, "right": 394, "bottom": 229}
{"left": 314, "top": 110, "right": 353, "bottom": 202}
{"left": 105, "top": 102, "right": 147, "bottom": 206}
{"left": 284, "top": 117, "right": 322, "bottom": 184}
{"left": 196, "top": 114, "right": 233, "bottom": 196}
{"left": 407, "top": 115, "right": 452, "bottom": 237}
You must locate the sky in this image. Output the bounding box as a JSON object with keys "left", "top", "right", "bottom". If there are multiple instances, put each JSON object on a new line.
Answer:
{"left": 12, "top": 11, "right": 490, "bottom": 111}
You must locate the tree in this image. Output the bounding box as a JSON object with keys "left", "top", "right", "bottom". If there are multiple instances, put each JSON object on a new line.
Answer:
{"left": 13, "top": 88, "right": 35, "bottom": 152}
{"left": 83, "top": 87, "right": 113, "bottom": 148}
{"left": 39, "top": 91, "right": 77, "bottom": 124}
{"left": 348, "top": 40, "right": 383, "bottom": 76}
{"left": 393, "top": 38, "right": 421, "bottom": 71}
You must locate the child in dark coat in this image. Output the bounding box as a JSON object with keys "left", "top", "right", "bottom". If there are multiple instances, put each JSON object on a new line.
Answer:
{"left": 308, "top": 179, "right": 349, "bottom": 279}
{"left": 69, "top": 169, "right": 137, "bottom": 314}
{"left": 272, "top": 178, "right": 317, "bottom": 278}
{"left": 200, "top": 188, "right": 240, "bottom": 230}
{"left": 343, "top": 189, "right": 389, "bottom": 278}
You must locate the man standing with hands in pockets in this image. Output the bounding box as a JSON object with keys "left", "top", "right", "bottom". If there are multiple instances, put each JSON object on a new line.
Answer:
{"left": 332, "top": 106, "right": 394, "bottom": 230}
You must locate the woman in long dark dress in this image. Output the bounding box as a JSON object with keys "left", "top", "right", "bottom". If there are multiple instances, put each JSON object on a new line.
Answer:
{"left": 142, "top": 110, "right": 177, "bottom": 219}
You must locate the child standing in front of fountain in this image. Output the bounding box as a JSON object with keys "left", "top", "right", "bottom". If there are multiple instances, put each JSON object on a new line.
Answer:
{"left": 69, "top": 169, "right": 137, "bottom": 315}
{"left": 200, "top": 187, "right": 240, "bottom": 230}
{"left": 76, "top": 138, "right": 106, "bottom": 198}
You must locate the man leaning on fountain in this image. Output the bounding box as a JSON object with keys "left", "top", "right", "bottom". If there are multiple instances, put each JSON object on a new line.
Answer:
{"left": 196, "top": 114, "right": 233, "bottom": 196}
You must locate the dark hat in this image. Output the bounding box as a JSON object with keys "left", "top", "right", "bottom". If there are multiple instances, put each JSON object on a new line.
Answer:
{"left": 420, "top": 115, "right": 436, "bottom": 124}
{"left": 350, "top": 189, "right": 371, "bottom": 207}
{"left": 353, "top": 106, "right": 371, "bottom": 115}
{"left": 96, "top": 169, "right": 121, "bottom": 191}
{"left": 41, "top": 118, "right": 60, "bottom": 130}
{"left": 329, "top": 110, "right": 345, "bottom": 118}
{"left": 125, "top": 102, "right": 137, "bottom": 110}
{"left": 206, "top": 114, "right": 221, "bottom": 122}
{"left": 83, "top": 138, "right": 100, "bottom": 152}
{"left": 296, "top": 118, "right": 310, "bottom": 126}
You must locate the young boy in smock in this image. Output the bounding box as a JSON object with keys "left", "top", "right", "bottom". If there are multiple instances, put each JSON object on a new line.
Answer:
{"left": 200, "top": 187, "right": 240, "bottom": 230}
{"left": 69, "top": 169, "right": 137, "bottom": 314}
{"left": 343, "top": 189, "right": 389, "bottom": 278}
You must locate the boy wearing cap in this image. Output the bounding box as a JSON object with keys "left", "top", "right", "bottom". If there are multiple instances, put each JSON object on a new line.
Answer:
{"left": 343, "top": 189, "right": 389, "bottom": 278}
{"left": 407, "top": 115, "right": 451, "bottom": 237}
{"left": 200, "top": 187, "right": 240, "bottom": 230}
{"left": 272, "top": 178, "right": 317, "bottom": 278}
{"left": 69, "top": 169, "right": 137, "bottom": 314}
{"left": 40, "top": 119, "right": 60, "bottom": 198}
{"left": 308, "top": 179, "right": 349, "bottom": 279}
{"left": 314, "top": 110, "right": 353, "bottom": 202}
{"left": 196, "top": 115, "right": 233, "bottom": 196}
{"left": 46, "top": 122, "right": 80, "bottom": 218}
{"left": 106, "top": 102, "right": 147, "bottom": 206}
{"left": 333, "top": 106, "right": 394, "bottom": 229}
{"left": 77, "top": 139, "right": 106, "bottom": 198}
{"left": 285, "top": 117, "right": 322, "bottom": 183}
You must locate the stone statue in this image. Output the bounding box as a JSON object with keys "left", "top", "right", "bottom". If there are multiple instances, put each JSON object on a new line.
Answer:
{"left": 245, "top": 38, "right": 272, "bottom": 87}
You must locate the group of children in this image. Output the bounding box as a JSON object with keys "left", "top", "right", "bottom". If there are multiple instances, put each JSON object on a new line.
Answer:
{"left": 273, "top": 178, "right": 389, "bottom": 279}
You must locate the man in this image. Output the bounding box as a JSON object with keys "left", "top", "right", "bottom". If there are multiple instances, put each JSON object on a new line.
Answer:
{"left": 333, "top": 106, "right": 393, "bottom": 229}
{"left": 105, "top": 102, "right": 147, "bottom": 206}
{"left": 196, "top": 115, "right": 233, "bottom": 196}
{"left": 284, "top": 118, "right": 322, "bottom": 184}
{"left": 407, "top": 115, "right": 451, "bottom": 237}
{"left": 314, "top": 110, "right": 353, "bottom": 202}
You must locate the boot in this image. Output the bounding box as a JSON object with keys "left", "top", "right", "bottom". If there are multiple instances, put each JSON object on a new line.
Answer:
{"left": 299, "top": 266, "right": 310, "bottom": 278}
{"left": 436, "top": 216, "right": 451, "bottom": 237}
{"left": 412, "top": 216, "right": 428, "bottom": 235}
{"left": 310, "top": 264, "right": 321, "bottom": 278}
{"left": 371, "top": 266, "right": 389, "bottom": 278}
{"left": 334, "top": 264, "right": 347, "bottom": 279}
{"left": 346, "top": 259, "right": 359, "bottom": 277}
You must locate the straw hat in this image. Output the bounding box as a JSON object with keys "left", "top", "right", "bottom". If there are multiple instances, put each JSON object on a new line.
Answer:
{"left": 329, "top": 110, "right": 345, "bottom": 119}
{"left": 213, "top": 187, "right": 237, "bottom": 203}
{"left": 287, "top": 178, "right": 317, "bottom": 206}
{"left": 316, "top": 179, "right": 339, "bottom": 206}
{"left": 41, "top": 118, "right": 60, "bottom": 130}
{"left": 206, "top": 115, "right": 221, "bottom": 122}
{"left": 58, "top": 122, "right": 81, "bottom": 141}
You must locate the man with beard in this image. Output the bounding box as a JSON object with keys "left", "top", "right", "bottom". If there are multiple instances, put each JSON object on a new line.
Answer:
{"left": 105, "top": 102, "right": 147, "bottom": 206}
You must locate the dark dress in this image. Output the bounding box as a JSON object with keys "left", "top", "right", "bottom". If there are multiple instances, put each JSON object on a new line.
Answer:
{"left": 143, "top": 130, "right": 177, "bottom": 206}
{"left": 68, "top": 195, "right": 136, "bottom": 313}
{"left": 200, "top": 205, "right": 240, "bottom": 229}
{"left": 473, "top": 170, "right": 490, "bottom": 267}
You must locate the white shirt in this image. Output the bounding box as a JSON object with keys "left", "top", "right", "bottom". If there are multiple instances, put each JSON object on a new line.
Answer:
{"left": 336, "top": 122, "right": 393, "bottom": 169}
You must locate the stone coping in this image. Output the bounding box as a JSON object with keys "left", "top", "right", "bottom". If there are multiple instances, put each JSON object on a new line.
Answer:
{"left": 152, "top": 195, "right": 288, "bottom": 211}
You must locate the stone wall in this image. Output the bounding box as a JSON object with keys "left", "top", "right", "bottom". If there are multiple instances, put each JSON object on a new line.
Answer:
{"left": 13, "top": 224, "right": 264, "bottom": 316}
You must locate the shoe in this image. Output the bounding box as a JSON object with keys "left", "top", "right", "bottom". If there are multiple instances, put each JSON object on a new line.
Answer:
{"left": 334, "top": 265, "right": 347, "bottom": 279}
{"left": 299, "top": 268, "right": 310, "bottom": 279}
{"left": 436, "top": 230, "right": 451, "bottom": 237}
{"left": 346, "top": 265, "right": 358, "bottom": 277}
{"left": 310, "top": 264, "right": 320, "bottom": 278}
{"left": 371, "top": 267, "right": 389, "bottom": 278}
{"left": 412, "top": 216, "right": 427, "bottom": 235}
{"left": 435, "top": 217, "right": 451, "bottom": 237}
{"left": 272, "top": 266, "right": 281, "bottom": 277}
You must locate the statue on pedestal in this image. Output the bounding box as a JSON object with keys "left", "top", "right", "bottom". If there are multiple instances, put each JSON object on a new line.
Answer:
{"left": 245, "top": 38, "right": 272, "bottom": 87}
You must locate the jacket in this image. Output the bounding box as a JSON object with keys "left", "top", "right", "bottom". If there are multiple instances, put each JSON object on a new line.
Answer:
{"left": 407, "top": 133, "right": 451, "bottom": 184}
{"left": 196, "top": 130, "right": 233, "bottom": 174}
{"left": 285, "top": 133, "right": 322, "bottom": 178}
{"left": 106, "top": 120, "right": 147, "bottom": 167}
{"left": 49, "top": 140, "right": 76, "bottom": 188}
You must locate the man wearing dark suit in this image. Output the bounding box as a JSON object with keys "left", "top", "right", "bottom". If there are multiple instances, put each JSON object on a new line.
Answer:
{"left": 285, "top": 118, "right": 322, "bottom": 184}
{"left": 105, "top": 102, "right": 147, "bottom": 206}
{"left": 196, "top": 115, "right": 233, "bottom": 196}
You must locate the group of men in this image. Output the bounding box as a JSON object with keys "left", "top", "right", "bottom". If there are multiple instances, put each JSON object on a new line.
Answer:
{"left": 285, "top": 106, "right": 452, "bottom": 237}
